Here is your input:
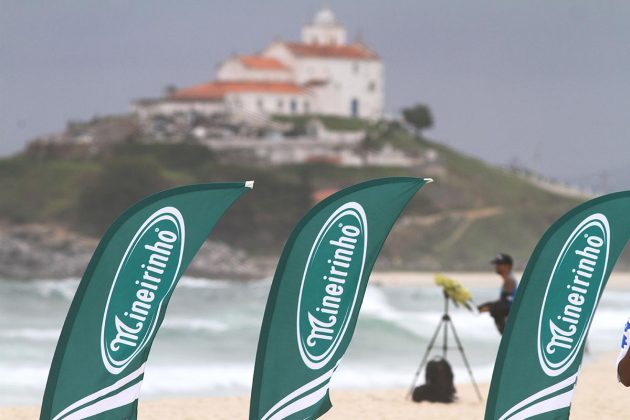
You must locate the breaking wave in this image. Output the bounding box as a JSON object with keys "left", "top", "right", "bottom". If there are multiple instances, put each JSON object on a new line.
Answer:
{"left": 1, "top": 279, "right": 628, "bottom": 406}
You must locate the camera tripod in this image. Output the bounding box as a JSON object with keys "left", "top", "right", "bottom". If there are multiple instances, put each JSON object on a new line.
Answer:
{"left": 407, "top": 292, "right": 483, "bottom": 401}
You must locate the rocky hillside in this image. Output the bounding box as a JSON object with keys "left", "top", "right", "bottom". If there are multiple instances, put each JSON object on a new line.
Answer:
{"left": 0, "top": 224, "right": 263, "bottom": 280}
{"left": 0, "top": 119, "right": 593, "bottom": 278}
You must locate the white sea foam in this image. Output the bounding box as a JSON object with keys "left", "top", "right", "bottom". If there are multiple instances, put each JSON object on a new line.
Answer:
{"left": 2, "top": 281, "right": 630, "bottom": 406}
{"left": 171, "top": 276, "right": 271, "bottom": 290}
{"left": 0, "top": 365, "right": 49, "bottom": 387}
{"left": 11, "top": 276, "right": 263, "bottom": 297}
{"left": 161, "top": 318, "right": 230, "bottom": 333}
{"left": 0, "top": 359, "right": 495, "bottom": 406}
{"left": 178, "top": 277, "right": 234, "bottom": 290}
{"left": 359, "top": 287, "right": 500, "bottom": 342}
{"left": 140, "top": 364, "right": 254, "bottom": 395}
{"left": 590, "top": 309, "right": 628, "bottom": 332}
{"left": 29, "top": 278, "right": 79, "bottom": 300}
{"left": 599, "top": 290, "right": 630, "bottom": 304}
{"left": 0, "top": 328, "right": 60, "bottom": 341}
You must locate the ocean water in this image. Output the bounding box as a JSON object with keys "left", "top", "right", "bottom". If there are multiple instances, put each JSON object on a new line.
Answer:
{"left": 0, "top": 277, "right": 626, "bottom": 406}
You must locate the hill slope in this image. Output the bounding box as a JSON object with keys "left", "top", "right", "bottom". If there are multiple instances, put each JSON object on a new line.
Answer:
{"left": 0, "top": 122, "right": 587, "bottom": 273}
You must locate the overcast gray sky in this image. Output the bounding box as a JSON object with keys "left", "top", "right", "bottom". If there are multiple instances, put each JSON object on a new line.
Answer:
{"left": 1, "top": 1, "right": 629, "bottom": 191}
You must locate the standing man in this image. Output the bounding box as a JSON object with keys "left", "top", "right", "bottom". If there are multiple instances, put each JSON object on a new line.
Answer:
{"left": 478, "top": 253, "right": 518, "bottom": 335}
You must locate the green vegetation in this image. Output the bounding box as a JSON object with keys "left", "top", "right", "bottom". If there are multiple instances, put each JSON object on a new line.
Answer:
{"left": 272, "top": 114, "right": 368, "bottom": 134}
{"left": 0, "top": 123, "right": 588, "bottom": 270}
{"left": 402, "top": 104, "right": 434, "bottom": 137}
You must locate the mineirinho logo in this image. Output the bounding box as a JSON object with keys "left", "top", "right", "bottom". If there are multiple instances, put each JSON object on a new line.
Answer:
{"left": 297, "top": 202, "right": 368, "bottom": 370}
{"left": 101, "top": 207, "right": 185, "bottom": 375}
{"left": 537, "top": 213, "right": 610, "bottom": 377}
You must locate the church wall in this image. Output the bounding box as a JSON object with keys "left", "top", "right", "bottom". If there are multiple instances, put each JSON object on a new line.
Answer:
{"left": 224, "top": 91, "right": 312, "bottom": 116}
{"left": 301, "top": 25, "right": 347, "bottom": 45}
{"left": 294, "top": 57, "right": 383, "bottom": 119}
{"left": 217, "top": 59, "right": 293, "bottom": 83}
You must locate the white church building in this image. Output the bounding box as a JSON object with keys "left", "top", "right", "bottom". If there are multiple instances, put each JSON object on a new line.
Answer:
{"left": 134, "top": 6, "right": 384, "bottom": 120}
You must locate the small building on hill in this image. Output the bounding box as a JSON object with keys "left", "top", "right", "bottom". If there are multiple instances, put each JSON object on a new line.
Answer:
{"left": 133, "top": 6, "right": 384, "bottom": 120}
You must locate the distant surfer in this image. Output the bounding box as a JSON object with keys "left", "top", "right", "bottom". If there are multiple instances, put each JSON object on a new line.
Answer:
{"left": 617, "top": 319, "right": 630, "bottom": 386}
{"left": 478, "top": 253, "right": 518, "bottom": 335}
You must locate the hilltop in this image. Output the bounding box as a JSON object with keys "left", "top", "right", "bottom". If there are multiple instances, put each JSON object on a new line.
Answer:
{"left": 0, "top": 117, "right": 589, "bottom": 278}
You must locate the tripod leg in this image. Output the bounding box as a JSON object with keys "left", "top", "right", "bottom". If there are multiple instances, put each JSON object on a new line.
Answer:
{"left": 448, "top": 320, "right": 483, "bottom": 402}
{"left": 442, "top": 315, "right": 449, "bottom": 359}
{"left": 407, "top": 318, "right": 444, "bottom": 399}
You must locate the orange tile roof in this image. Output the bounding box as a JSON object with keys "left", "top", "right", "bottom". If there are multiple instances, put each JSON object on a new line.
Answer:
{"left": 284, "top": 42, "right": 378, "bottom": 60}
{"left": 239, "top": 55, "right": 288, "bottom": 70}
{"left": 171, "top": 81, "right": 305, "bottom": 100}
{"left": 171, "top": 83, "right": 224, "bottom": 100}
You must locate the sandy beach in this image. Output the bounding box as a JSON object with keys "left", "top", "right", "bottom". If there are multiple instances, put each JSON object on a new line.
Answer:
{"left": 1, "top": 350, "right": 625, "bottom": 419}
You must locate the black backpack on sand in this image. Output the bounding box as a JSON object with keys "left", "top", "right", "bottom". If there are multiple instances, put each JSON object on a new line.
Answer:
{"left": 411, "top": 358, "right": 456, "bottom": 403}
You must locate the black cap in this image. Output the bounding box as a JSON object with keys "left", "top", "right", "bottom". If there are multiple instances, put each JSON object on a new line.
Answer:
{"left": 490, "top": 253, "right": 513, "bottom": 266}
